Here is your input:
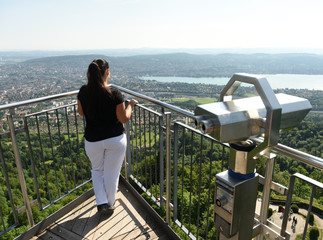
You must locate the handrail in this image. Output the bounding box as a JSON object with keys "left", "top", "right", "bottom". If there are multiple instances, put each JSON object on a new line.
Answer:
{"left": 254, "top": 137, "right": 323, "bottom": 170}
{"left": 0, "top": 85, "right": 195, "bottom": 118}
{"left": 0, "top": 86, "right": 321, "bottom": 171}
{"left": 109, "top": 84, "right": 195, "bottom": 118}
{"left": 0, "top": 90, "right": 78, "bottom": 111}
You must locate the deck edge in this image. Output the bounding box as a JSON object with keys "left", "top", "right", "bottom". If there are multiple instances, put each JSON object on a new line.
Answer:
{"left": 120, "top": 176, "right": 182, "bottom": 240}
{"left": 14, "top": 188, "right": 94, "bottom": 240}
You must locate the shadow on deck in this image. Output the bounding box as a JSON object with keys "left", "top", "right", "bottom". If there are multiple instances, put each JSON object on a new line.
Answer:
{"left": 17, "top": 178, "right": 178, "bottom": 240}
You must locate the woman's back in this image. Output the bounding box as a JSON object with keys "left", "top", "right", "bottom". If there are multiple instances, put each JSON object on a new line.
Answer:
{"left": 78, "top": 85, "right": 125, "bottom": 142}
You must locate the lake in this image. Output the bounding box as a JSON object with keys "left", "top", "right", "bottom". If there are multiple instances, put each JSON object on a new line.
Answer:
{"left": 140, "top": 74, "right": 323, "bottom": 90}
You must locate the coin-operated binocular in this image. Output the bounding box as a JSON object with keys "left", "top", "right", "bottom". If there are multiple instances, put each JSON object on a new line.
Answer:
{"left": 194, "top": 73, "right": 311, "bottom": 240}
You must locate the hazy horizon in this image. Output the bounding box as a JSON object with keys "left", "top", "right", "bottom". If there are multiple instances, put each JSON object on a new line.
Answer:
{"left": 2, "top": 47, "right": 323, "bottom": 58}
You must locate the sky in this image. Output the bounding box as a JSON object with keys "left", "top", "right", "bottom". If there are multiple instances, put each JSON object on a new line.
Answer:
{"left": 1, "top": 0, "right": 323, "bottom": 51}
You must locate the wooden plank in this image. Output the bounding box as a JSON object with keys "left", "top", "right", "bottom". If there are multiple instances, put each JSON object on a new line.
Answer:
{"left": 120, "top": 177, "right": 182, "bottom": 240}
{"left": 56, "top": 196, "right": 96, "bottom": 231}
{"left": 110, "top": 226, "right": 150, "bottom": 240}
{"left": 37, "top": 229, "right": 65, "bottom": 240}
{"left": 24, "top": 180, "right": 177, "bottom": 240}
{"left": 81, "top": 200, "right": 102, "bottom": 239}
{"left": 88, "top": 183, "right": 168, "bottom": 240}
{"left": 89, "top": 200, "right": 130, "bottom": 239}
{"left": 47, "top": 223, "right": 86, "bottom": 240}
{"left": 90, "top": 190, "right": 150, "bottom": 239}
{"left": 28, "top": 236, "right": 41, "bottom": 240}
{"left": 71, "top": 196, "right": 97, "bottom": 235}
{"left": 16, "top": 189, "right": 94, "bottom": 240}
{"left": 110, "top": 226, "right": 169, "bottom": 240}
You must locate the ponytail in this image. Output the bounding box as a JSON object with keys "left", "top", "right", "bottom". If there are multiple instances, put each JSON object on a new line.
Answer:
{"left": 85, "top": 58, "right": 112, "bottom": 119}
{"left": 87, "top": 61, "right": 102, "bottom": 88}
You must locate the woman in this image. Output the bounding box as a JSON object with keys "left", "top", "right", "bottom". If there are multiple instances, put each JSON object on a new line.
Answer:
{"left": 77, "top": 58, "right": 138, "bottom": 214}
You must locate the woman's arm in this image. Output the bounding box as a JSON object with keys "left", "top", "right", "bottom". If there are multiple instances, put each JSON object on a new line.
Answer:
{"left": 77, "top": 100, "right": 84, "bottom": 116}
{"left": 116, "top": 99, "right": 138, "bottom": 124}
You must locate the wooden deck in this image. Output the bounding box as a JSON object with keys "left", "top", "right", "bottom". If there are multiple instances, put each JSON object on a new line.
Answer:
{"left": 26, "top": 183, "right": 173, "bottom": 240}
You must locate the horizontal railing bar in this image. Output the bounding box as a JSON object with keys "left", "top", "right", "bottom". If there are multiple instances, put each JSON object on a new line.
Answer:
{"left": 0, "top": 85, "right": 194, "bottom": 118}
{"left": 15, "top": 189, "right": 94, "bottom": 240}
{"left": 0, "top": 91, "right": 78, "bottom": 111}
{"left": 254, "top": 137, "right": 323, "bottom": 170}
{"left": 0, "top": 128, "right": 25, "bottom": 139}
{"left": 174, "top": 219, "right": 197, "bottom": 240}
{"left": 133, "top": 103, "right": 163, "bottom": 117}
{"left": 0, "top": 87, "right": 320, "bottom": 177}
{"left": 25, "top": 103, "right": 77, "bottom": 117}
{"left": 42, "top": 179, "right": 92, "bottom": 210}
{"left": 266, "top": 219, "right": 290, "bottom": 239}
{"left": 252, "top": 223, "right": 261, "bottom": 238}
{"left": 0, "top": 223, "right": 18, "bottom": 236}
{"left": 129, "top": 175, "right": 164, "bottom": 208}
{"left": 294, "top": 173, "right": 323, "bottom": 189}
{"left": 258, "top": 175, "right": 288, "bottom": 195}
{"left": 110, "top": 84, "right": 195, "bottom": 118}
{"left": 175, "top": 121, "right": 229, "bottom": 147}
{"left": 17, "top": 199, "right": 38, "bottom": 214}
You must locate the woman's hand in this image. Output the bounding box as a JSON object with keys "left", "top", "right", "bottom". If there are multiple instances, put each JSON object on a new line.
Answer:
{"left": 116, "top": 99, "right": 139, "bottom": 123}
{"left": 130, "top": 99, "right": 138, "bottom": 107}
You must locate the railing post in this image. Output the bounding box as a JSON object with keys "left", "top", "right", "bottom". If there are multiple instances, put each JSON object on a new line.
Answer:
{"left": 125, "top": 120, "right": 131, "bottom": 180}
{"left": 281, "top": 175, "right": 295, "bottom": 237}
{"left": 165, "top": 112, "right": 171, "bottom": 224}
{"left": 159, "top": 114, "right": 164, "bottom": 207}
{"left": 0, "top": 138, "right": 19, "bottom": 224}
{"left": 173, "top": 123, "right": 179, "bottom": 222}
{"left": 303, "top": 186, "right": 315, "bottom": 240}
{"left": 7, "top": 110, "right": 34, "bottom": 227}
{"left": 24, "top": 116, "right": 42, "bottom": 209}
{"left": 257, "top": 153, "right": 276, "bottom": 240}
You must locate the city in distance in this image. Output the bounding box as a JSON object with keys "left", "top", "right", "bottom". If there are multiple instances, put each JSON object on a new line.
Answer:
{"left": 0, "top": 50, "right": 321, "bottom": 151}
{"left": 0, "top": 51, "right": 323, "bottom": 106}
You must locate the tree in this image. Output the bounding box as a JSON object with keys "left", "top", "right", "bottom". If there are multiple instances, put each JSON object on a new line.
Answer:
{"left": 267, "top": 208, "right": 273, "bottom": 218}
{"left": 291, "top": 204, "right": 299, "bottom": 213}
{"left": 309, "top": 212, "right": 314, "bottom": 226}
{"left": 309, "top": 227, "right": 320, "bottom": 240}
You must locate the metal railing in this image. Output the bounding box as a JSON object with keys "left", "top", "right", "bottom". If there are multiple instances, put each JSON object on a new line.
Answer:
{"left": 0, "top": 92, "right": 91, "bottom": 237}
{"left": 0, "top": 85, "right": 322, "bottom": 240}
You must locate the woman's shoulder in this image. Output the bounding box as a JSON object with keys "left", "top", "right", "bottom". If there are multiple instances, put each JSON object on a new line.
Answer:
{"left": 109, "top": 86, "right": 123, "bottom": 96}
{"left": 77, "top": 85, "right": 87, "bottom": 99}
{"left": 109, "top": 87, "right": 124, "bottom": 102}
{"left": 79, "top": 85, "right": 87, "bottom": 91}
{"left": 109, "top": 86, "right": 120, "bottom": 93}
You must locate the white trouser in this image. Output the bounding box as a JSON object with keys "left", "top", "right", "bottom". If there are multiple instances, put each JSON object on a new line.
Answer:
{"left": 84, "top": 133, "right": 127, "bottom": 206}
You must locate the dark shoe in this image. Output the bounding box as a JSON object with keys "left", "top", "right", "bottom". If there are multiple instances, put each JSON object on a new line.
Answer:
{"left": 97, "top": 204, "right": 109, "bottom": 213}
{"left": 106, "top": 205, "right": 115, "bottom": 215}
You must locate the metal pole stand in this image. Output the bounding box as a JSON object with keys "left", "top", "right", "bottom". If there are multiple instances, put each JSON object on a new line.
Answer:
{"left": 214, "top": 141, "right": 259, "bottom": 240}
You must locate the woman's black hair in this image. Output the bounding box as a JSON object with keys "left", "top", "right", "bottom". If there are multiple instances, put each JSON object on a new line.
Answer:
{"left": 87, "top": 58, "right": 109, "bottom": 88}
{"left": 85, "top": 58, "right": 112, "bottom": 119}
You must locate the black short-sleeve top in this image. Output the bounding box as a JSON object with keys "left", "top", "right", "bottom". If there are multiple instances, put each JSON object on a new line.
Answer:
{"left": 77, "top": 85, "right": 125, "bottom": 142}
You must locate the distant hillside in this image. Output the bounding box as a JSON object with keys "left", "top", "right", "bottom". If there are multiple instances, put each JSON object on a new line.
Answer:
{"left": 23, "top": 54, "right": 106, "bottom": 69}
{"left": 23, "top": 53, "right": 323, "bottom": 77}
